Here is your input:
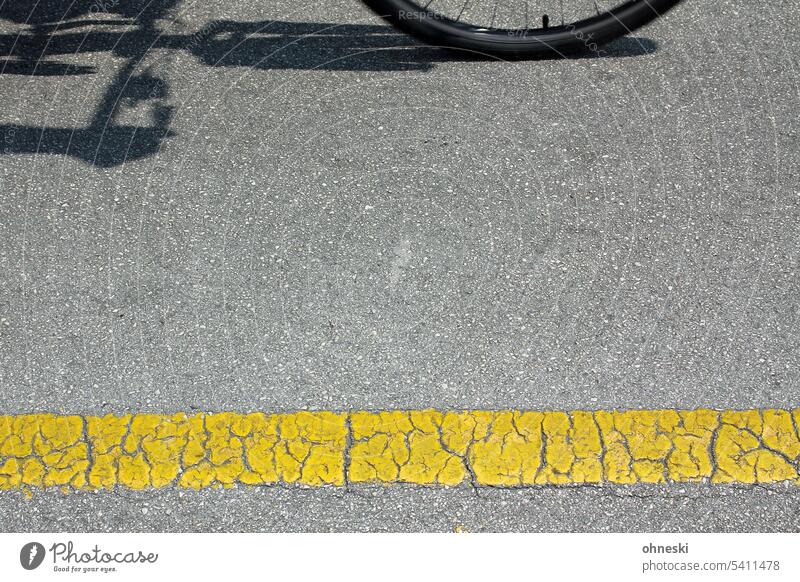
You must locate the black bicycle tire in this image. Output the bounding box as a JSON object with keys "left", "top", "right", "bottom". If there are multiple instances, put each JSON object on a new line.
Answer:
{"left": 362, "top": 0, "right": 683, "bottom": 57}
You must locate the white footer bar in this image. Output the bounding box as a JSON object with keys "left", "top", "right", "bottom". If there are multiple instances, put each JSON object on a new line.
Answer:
{"left": 2, "top": 533, "right": 797, "bottom": 581}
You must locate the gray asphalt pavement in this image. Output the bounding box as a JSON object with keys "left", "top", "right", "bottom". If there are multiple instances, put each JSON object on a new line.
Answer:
{"left": 0, "top": 0, "right": 799, "bottom": 531}
{"left": 3, "top": 484, "right": 800, "bottom": 533}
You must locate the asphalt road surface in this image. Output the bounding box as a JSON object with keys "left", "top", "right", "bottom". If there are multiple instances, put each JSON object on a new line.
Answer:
{"left": 0, "top": 0, "right": 798, "bottom": 531}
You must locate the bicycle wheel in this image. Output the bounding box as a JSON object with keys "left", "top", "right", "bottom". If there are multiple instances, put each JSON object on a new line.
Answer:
{"left": 362, "top": 0, "right": 682, "bottom": 58}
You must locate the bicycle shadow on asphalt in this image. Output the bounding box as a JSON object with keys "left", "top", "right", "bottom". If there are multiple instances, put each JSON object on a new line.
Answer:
{"left": 0, "top": 12, "right": 659, "bottom": 167}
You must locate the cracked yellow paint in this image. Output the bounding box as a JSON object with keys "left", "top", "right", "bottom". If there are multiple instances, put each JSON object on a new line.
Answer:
{"left": 0, "top": 409, "right": 799, "bottom": 491}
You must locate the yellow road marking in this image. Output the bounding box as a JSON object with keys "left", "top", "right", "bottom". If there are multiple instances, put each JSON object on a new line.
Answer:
{"left": 1, "top": 410, "right": 799, "bottom": 491}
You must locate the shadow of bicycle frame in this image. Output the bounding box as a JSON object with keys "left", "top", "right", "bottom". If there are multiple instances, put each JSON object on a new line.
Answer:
{"left": 0, "top": 8, "right": 659, "bottom": 167}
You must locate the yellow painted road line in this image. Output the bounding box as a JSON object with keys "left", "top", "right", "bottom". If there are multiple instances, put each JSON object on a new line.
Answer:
{"left": 1, "top": 410, "right": 799, "bottom": 491}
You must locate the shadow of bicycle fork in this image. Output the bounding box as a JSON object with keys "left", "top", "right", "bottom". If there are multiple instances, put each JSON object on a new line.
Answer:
{"left": 1, "top": 53, "right": 175, "bottom": 166}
